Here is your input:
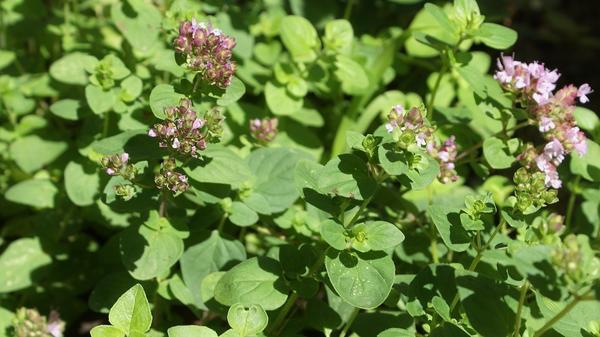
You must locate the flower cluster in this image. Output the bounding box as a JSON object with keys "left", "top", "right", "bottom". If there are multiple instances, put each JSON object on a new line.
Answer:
{"left": 148, "top": 98, "right": 223, "bottom": 158}
{"left": 385, "top": 105, "right": 433, "bottom": 149}
{"left": 101, "top": 152, "right": 137, "bottom": 180}
{"left": 495, "top": 54, "right": 592, "bottom": 189}
{"left": 428, "top": 136, "right": 459, "bottom": 184}
{"left": 249, "top": 118, "right": 278, "bottom": 143}
{"left": 155, "top": 158, "right": 189, "bottom": 194}
{"left": 512, "top": 167, "right": 558, "bottom": 213}
{"left": 12, "top": 308, "right": 64, "bottom": 337}
{"left": 174, "top": 19, "right": 236, "bottom": 88}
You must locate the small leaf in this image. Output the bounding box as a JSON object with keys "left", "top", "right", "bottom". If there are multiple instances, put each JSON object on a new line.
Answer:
{"left": 321, "top": 219, "right": 348, "bottom": 250}
{"left": 10, "top": 135, "right": 68, "bottom": 173}
{"left": 571, "top": 140, "right": 600, "bottom": 181}
{"left": 230, "top": 201, "right": 259, "bottom": 227}
{"left": 120, "top": 76, "right": 143, "bottom": 103}
{"left": 483, "top": 137, "right": 516, "bottom": 169}
{"left": 265, "top": 81, "right": 303, "bottom": 116}
{"left": 474, "top": 23, "right": 518, "bottom": 50}
{"left": 49, "top": 99, "right": 84, "bottom": 120}
{"left": 279, "top": 16, "right": 320, "bottom": 63}
{"left": 424, "top": 3, "right": 456, "bottom": 35}
{"left": 429, "top": 205, "right": 471, "bottom": 252}
{"left": 108, "top": 284, "right": 152, "bottom": 335}
{"left": 5, "top": 179, "right": 58, "bottom": 208}
{"left": 323, "top": 19, "right": 354, "bottom": 55}
{"left": 0, "top": 238, "right": 52, "bottom": 293}
{"left": 64, "top": 161, "right": 100, "bottom": 206}
{"left": 325, "top": 249, "right": 395, "bottom": 309}
{"left": 149, "top": 84, "right": 185, "bottom": 119}
{"left": 167, "top": 326, "right": 218, "bottom": 337}
{"left": 214, "top": 257, "right": 289, "bottom": 310}
{"left": 217, "top": 77, "right": 246, "bottom": 106}
{"left": 227, "top": 303, "right": 269, "bottom": 336}
{"left": 351, "top": 221, "right": 405, "bottom": 252}
{"left": 86, "top": 85, "right": 116, "bottom": 115}
{"left": 49, "top": 52, "right": 98, "bottom": 85}
{"left": 90, "top": 325, "right": 126, "bottom": 337}
{"left": 334, "top": 55, "right": 369, "bottom": 95}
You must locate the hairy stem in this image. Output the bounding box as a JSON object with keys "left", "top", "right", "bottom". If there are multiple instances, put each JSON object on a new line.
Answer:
{"left": 512, "top": 281, "right": 530, "bottom": 337}
{"left": 346, "top": 172, "right": 389, "bottom": 227}
{"left": 343, "top": 0, "right": 357, "bottom": 20}
{"left": 102, "top": 111, "right": 110, "bottom": 138}
{"left": 426, "top": 66, "right": 447, "bottom": 119}
{"left": 159, "top": 191, "right": 168, "bottom": 217}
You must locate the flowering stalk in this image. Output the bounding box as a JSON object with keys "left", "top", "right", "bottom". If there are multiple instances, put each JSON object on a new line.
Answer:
{"left": 249, "top": 118, "right": 278, "bottom": 144}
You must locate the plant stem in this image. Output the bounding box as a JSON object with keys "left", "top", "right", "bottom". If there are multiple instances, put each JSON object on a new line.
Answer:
{"left": 565, "top": 176, "right": 580, "bottom": 229}
{"left": 339, "top": 307, "right": 360, "bottom": 337}
{"left": 449, "top": 219, "right": 505, "bottom": 313}
{"left": 268, "top": 252, "right": 326, "bottom": 335}
{"left": 426, "top": 66, "right": 447, "bottom": 119}
{"left": 102, "top": 111, "right": 110, "bottom": 138}
{"left": 455, "top": 120, "right": 531, "bottom": 162}
{"left": 217, "top": 213, "right": 226, "bottom": 234}
{"left": 343, "top": 0, "right": 356, "bottom": 20}
{"left": 512, "top": 281, "right": 530, "bottom": 337}
{"left": 346, "top": 172, "right": 388, "bottom": 227}
{"left": 532, "top": 290, "right": 592, "bottom": 337}
{"left": 159, "top": 191, "right": 168, "bottom": 217}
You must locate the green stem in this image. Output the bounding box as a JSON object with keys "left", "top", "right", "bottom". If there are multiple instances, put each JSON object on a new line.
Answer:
{"left": 339, "top": 307, "right": 360, "bottom": 337}
{"left": 102, "top": 111, "right": 110, "bottom": 138}
{"left": 512, "top": 281, "right": 530, "bottom": 337}
{"left": 217, "top": 213, "right": 226, "bottom": 234}
{"left": 455, "top": 120, "right": 531, "bottom": 162}
{"left": 346, "top": 172, "right": 388, "bottom": 227}
{"left": 532, "top": 290, "right": 591, "bottom": 337}
{"left": 565, "top": 176, "right": 580, "bottom": 229}
{"left": 159, "top": 190, "right": 168, "bottom": 217}
{"left": 268, "top": 252, "right": 326, "bottom": 335}
{"left": 343, "top": 0, "right": 356, "bottom": 20}
{"left": 426, "top": 66, "right": 447, "bottom": 119}
{"left": 449, "top": 219, "right": 505, "bottom": 313}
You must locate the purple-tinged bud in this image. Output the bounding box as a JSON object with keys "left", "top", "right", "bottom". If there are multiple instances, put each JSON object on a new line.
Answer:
{"left": 148, "top": 128, "right": 157, "bottom": 137}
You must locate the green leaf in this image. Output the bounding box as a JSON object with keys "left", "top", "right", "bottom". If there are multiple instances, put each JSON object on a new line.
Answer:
{"left": 265, "top": 81, "right": 303, "bottom": 116}
{"left": 456, "top": 62, "right": 487, "bottom": 98}
{"left": 318, "top": 154, "right": 377, "bottom": 200}
{"left": 230, "top": 201, "right": 259, "bottom": 227}
{"left": 91, "top": 130, "right": 146, "bottom": 155}
{"left": 246, "top": 147, "right": 312, "bottom": 213}
{"left": 49, "top": 52, "right": 98, "bottom": 85}
{"left": 5, "top": 179, "right": 58, "bottom": 208}
{"left": 574, "top": 107, "right": 599, "bottom": 132}
{"left": 217, "top": 77, "right": 246, "bottom": 106}
{"left": 49, "top": 99, "right": 84, "bottom": 120}
{"left": 86, "top": 85, "right": 116, "bottom": 115}
{"left": 181, "top": 231, "right": 246, "bottom": 310}
{"left": 64, "top": 161, "right": 100, "bottom": 206}
{"left": 0, "top": 238, "right": 52, "bottom": 293}
{"left": 120, "top": 76, "right": 143, "bottom": 103}
{"left": 185, "top": 145, "right": 252, "bottom": 187}
{"left": 535, "top": 291, "right": 600, "bottom": 337}
{"left": 89, "top": 271, "right": 137, "bottom": 313}
{"left": 120, "top": 221, "right": 184, "bottom": 280}
{"left": 482, "top": 137, "right": 517, "bottom": 169}
{"left": 149, "top": 84, "right": 185, "bottom": 119}
{"left": 214, "top": 257, "right": 289, "bottom": 310}
{"left": 167, "top": 326, "right": 218, "bottom": 337}
{"left": 455, "top": 272, "right": 516, "bottom": 337}
{"left": 227, "top": 303, "right": 269, "bottom": 336}
{"left": 571, "top": 140, "right": 600, "bottom": 181}
{"left": 430, "top": 322, "right": 470, "bottom": 337}
{"left": 378, "top": 328, "right": 415, "bottom": 337}
{"left": 351, "top": 221, "right": 405, "bottom": 252}
{"left": 0, "top": 50, "right": 15, "bottom": 70}
{"left": 279, "top": 15, "right": 320, "bottom": 63}
{"left": 321, "top": 219, "right": 348, "bottom": 250}
{"left": 429, "top": 205, "right": 471, "bottom": 252}
{"left": 10, "top": 135, "right": 68, "bottom": 173}
{"left": 325, "top": 249, "right": 395, "bottom": 309}
{"left": 109, "top": 284, "right": 152, "bottom": 335}
{"left": 424, "top": 3, "right": 456, "bottom": 35}
{"left": 334, "top": 55, "right": 369, "bottom": 95}
{"left": 474, "top": 23, "right": 518, "bottom": 50}
{"left": 323, "top": 19, "right": 354, "bottom": 55}
{"left": 90, "top": 325, "right": 126, "bottom": 337}
{"left": 111, "top": 0, "right": 161, "bottom": 55}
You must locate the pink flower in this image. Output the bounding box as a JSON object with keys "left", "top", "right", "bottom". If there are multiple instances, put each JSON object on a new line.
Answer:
{"left": 538, "top": 116, "right": 556, "bottom": 132}
{"left": 543, "top": 138, "right": 565, "bottom": 164}
{"left": 172, "top": 138, "right": 181, "bottom": 149}
{"left": 577, "top": 83, "right": 593, "bottom": 103}
{"left": 565, "top": 127, "right": 588, "bottom": 156}
{"left": 544, "top": 165, "right": 562, "bottom": 189}
{"left": 148, "top": 129, "right": 157, "bottom": 137}
{"left": 192, "top": 118, "right": 204, "bottom": 130}
{"left": 106, "top": 168, "right": 116, "bottom": 175}
{"left": 120, "top": 153, "right": 129, "bottom": 164}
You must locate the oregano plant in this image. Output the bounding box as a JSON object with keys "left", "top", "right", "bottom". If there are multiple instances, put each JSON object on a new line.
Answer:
{"left": 0, "top": 0, "right": 599, "bottom": 337}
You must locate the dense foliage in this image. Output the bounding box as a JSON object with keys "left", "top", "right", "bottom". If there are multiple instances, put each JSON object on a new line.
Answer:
{"left": 1, "top": 0, "right": 599, "bottom": 337}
